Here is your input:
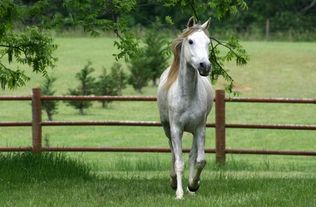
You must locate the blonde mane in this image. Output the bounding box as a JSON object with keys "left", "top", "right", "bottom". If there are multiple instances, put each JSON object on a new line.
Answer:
{"left": 164, "top": 25, "right": 209, "bottom": 90}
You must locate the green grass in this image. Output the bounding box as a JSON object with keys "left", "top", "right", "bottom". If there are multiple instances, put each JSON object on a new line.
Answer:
{"left": 0, "top": 152, "right": 94, "bottom": 183}
{"left": 1, "top": 153, "right": 316, "bottom": 207}
{"left": 3, "top": 172, "right": 316, "bottom": 207}
{"left": 0, "top": 37, "right": 316, "bottom": 206}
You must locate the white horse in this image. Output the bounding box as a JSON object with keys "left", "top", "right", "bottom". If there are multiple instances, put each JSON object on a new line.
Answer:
{"left": 157, "top": 17, "right": 213, "bottom": 199}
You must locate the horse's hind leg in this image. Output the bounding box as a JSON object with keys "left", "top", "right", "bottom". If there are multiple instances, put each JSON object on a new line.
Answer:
{"left": 162, "top": 123, "right": 177, "bottom": 190}
{"left": 168, "top": 140, "right": 177, "bottom": 190}
{"left": 188, "top": 127, "right": 206, "bottom": 193}
{"left": 188, "top": 135, "right": 197, "bottom": 193}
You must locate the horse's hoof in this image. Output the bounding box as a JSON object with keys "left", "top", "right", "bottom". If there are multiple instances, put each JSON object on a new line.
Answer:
{"left": 186, "top": 187, "right": 196, "bottom": 196}
{"left": 175, "top": 190, "right": 184, "bottom": 200}
{"left": 187, "top": 181, "right": 200, "bottom": 192}
{"left": 187, "top": 185, "right": 200, "bottom": 192}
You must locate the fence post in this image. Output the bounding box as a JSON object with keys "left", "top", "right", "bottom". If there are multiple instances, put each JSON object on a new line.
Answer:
{"left": 32, "top": 88, "right": 42, "bottom": 153}
{"left": 215, "top": 90, "right": 226, "bottom": 165}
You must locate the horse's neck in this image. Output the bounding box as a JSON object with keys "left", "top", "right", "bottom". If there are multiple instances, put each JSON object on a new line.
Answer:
{"left": 178, "top": 55, "right": 198, "bottom": 98}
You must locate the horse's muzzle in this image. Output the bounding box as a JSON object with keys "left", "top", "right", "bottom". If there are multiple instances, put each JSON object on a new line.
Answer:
{"left": 198, "top": 62, "right": 212, "bottom": 76}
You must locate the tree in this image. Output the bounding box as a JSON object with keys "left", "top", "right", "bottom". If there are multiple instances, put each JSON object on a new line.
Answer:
{"left": 244, "top": 0, "right": 316, "bottom": 40}
{"left": 127, "top": 19, "right": 170, "bottom": 92}
{"left": 66, "top": 62, "right": 95, "bottom": 115}
{"left": 11, "top": 0, "right": 250, "bottom": 93}
{"left": 0, "top": 0, "right": 57, "bottom": 90}
{"left": 74, "top": 0, "right": 249, "bottom": 93}
{"left": 41, "top": 76, "right": 58, "bottom": 121}
{"left": 128, "top": 50, "right": 151, "bottom": 93}
{"left": 94, "top": 62, "right": 127, "bottom": 108}
{"left": 144, "top": 21, "right": 170, "bottom": 86}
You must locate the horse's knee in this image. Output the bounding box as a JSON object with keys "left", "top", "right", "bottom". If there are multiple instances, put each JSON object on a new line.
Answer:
{"left": 175, "top": 159, "right": 184, "bottom": 173}
{"left": 196, "top": 152, "right": 206, "bottom": 164}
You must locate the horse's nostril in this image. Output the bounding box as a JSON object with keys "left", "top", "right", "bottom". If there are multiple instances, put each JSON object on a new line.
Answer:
{"left": 200, "top": 62, "right": 205, "bottom": 68}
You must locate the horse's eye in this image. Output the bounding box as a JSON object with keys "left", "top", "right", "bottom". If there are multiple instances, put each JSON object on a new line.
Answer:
{"left": 188, "top": 39, "right": 194, "bottom": 45}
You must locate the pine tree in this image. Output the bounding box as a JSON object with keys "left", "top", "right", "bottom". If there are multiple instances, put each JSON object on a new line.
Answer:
{"left": 144, "top": 22, "right": 170, "bottom": 86}
{"left": 94, "top": 62, "right": 127, "bottom": 108}
{"left": 66, "top": 62, "right": 95, "bottom": 115}
{"left": 41, "top": 76, "right": 58, "bottom": 121}
{"left": 128, "top": 50, "right": 151, "bottom": 93}
{"left": 128, "top": 22, "right": 170, "bottom": 92}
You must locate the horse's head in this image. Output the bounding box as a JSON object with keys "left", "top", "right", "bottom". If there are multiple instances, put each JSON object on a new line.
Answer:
{"left": 182, "top": 17, "right": 211, "bottom": 77}
{"left": 165, "top": 17, "right": 212, "bottom": 90}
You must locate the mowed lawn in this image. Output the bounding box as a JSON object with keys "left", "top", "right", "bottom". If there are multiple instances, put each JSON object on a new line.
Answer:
{"left": 0, "top": 37, "right": 316, "bottom": 206}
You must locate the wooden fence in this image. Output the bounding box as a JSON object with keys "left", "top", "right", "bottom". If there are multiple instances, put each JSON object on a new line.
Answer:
{"left": 1, "top": 88, "right": 316, "bottom": 164}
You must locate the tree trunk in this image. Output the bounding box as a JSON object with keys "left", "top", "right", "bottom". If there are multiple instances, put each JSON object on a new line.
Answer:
{"left": 101, "top": 101, "right": 109, "bottom": 108}
{"left": 265, "top": 18, "right": 270, "bottom": 41}
{"left": 152, "top": 78, "right": 157, "bottom": 86}
{"left": 136, "top": 87, "right": 143, "bottom": 94}
{"left": 79, "top": 107, "right": 84, "bottom": 115}
{"left": 47, "top": 111, "right": 53, "bottom": 121}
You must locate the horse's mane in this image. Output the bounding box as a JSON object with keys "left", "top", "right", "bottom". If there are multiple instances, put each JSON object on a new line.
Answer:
{"left": 164, "top": 25, "right": 209, "bottom": 90}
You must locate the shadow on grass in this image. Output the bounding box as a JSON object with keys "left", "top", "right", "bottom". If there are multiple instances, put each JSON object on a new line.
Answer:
{"left": 0, "top": 152, "right": 95, "bottom": 183}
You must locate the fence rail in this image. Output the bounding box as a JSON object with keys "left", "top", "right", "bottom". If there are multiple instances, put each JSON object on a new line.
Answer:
{"left": 1, "top": 88, "right": 316, "bottom": 164}
{"left": 2, "top": 121, "right": 316, "bottom": 130}
{"left": 2, "top": 94, "right": 316, "bottom": 103}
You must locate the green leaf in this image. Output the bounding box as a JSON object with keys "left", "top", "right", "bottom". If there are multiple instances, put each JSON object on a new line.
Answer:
{"left": 165, "top": 16, "right": 174, "bottom": 25}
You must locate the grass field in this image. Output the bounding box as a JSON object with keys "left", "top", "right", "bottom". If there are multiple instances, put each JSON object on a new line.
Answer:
{"left": 1, "top": 153, "right": 316, "bottom": 207}
{"left": 0, "top": 37, "right": 316, "bottom": 206}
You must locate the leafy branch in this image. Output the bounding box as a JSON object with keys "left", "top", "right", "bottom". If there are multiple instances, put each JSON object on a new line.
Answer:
{"left": 0, "top": 61, "right": 30, "bottom": 89}
{"left": 209, "top": 36, "right": 248, "bottom": 94}
{"left": 0, "top": 1, "right": 57, "bottom": 90}
{"left": 162, "top": 0, "right": 249, "bottom": 94}
{"left": 0, "top": 27, "right": 57, "bottom": 89}
{"left": 61, "top": 0, "right": 140, "bottom": 61}
{"left": 211, "top": 37, "right": 248, "bottom": 65}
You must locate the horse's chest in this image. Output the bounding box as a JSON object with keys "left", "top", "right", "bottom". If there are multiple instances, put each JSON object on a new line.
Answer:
{"left": 177, "top": 101, "right": 209, "bottom": 131}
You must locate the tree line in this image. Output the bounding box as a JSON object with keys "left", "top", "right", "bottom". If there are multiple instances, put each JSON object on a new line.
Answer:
{"left": 14, "top": 0, "right": 316, "bottom": 40}
{"left": 1, "top": 0, "right": 249, "bottom": 95}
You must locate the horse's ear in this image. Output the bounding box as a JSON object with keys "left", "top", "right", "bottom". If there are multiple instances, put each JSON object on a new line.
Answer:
{"left": 186, "top": 17, "right": 196, "bottom": 28}
{"left": 201, "top": 18, "right": 211, "bottom": 30}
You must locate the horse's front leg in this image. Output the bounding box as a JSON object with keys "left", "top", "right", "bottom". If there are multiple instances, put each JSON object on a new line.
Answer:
{"left": 170, "top": 126, "right": 184, "bottom": 199}
{"left": 162, "top": 123, "right": 177, "bottom": 190}
{"left": 188, "top": 135, "right": 197, "bottom": 194}
{"left": 188, "top": 127, "right": 206, "bottom": 192}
